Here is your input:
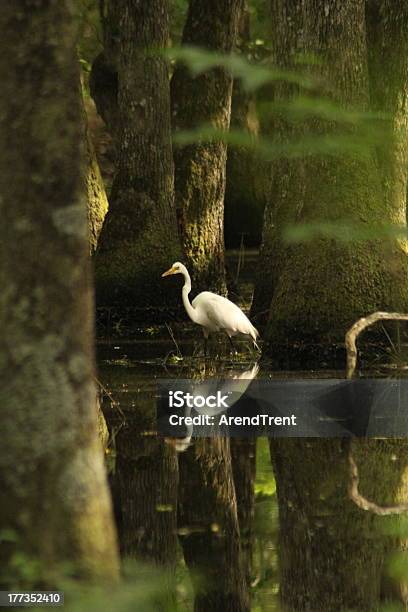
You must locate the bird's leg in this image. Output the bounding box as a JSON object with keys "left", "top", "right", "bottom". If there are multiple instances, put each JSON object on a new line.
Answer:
{"left": 227, "top": 335, "right": 237, "bottom": 358}
{"left": 203, "top": 332, "right": 209, "bottom": 358}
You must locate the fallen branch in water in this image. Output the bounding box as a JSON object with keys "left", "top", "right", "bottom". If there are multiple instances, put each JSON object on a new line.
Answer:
{"left": 345, "top": 311, "right": 408, "bottom": 379}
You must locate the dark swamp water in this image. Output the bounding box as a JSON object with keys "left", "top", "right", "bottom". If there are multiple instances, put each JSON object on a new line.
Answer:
{"left": 96, "top": 254, "right": 408, "bottom": 611}
{"left": 97, "top": 331, "right": 351, "bottom": 612}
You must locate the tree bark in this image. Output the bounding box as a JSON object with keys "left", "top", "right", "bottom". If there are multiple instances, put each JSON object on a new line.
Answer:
{"left": 251, "top": 0, "right": 305, "bottom": 325}
{"left": 256, "top": 3, "right": 408, "bottom": 610}
{"left": 85, "top": 112, "right": 109, "bottom": 253}
{"left": 89, "top": 0, "right": 120, "bottom": 138}
{"left": 0, "top": 0, "right": 119, "bottom": 586}
{"left": 366, "top": 1, "right": 408, "bottom": 229}
{"left": 94, "top": 0, "right": 182, "bottom": 314}
{"left": 224, "top": 3, "right": 267, "bottom": 249}
{"left": 178, "top": 438, "right": 250, "bottom": 611}
{"left": 270, "top": 438, "right": 408, "bottom": 611}
{"left": 256, "top": 0, "right": 408, "bottom": 355}
{"left": 171, "top": 0, "right": 244, "bottom": 294}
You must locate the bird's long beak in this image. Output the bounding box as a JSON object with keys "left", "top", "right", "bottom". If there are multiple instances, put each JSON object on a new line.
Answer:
{"left": 162, "top": 266, "right": 177, "bottom": 278}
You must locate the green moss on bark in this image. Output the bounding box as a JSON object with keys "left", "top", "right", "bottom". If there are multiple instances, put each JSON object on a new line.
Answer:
{"left": 225, "top": 5, "right": 267, "bottom": 249}
{"left": 85, "top": 120, "right": 108, "bottom": 254}
{"left": 94, "top": 0, "right": 182, "bottom": 314}
{"left": 271, "top": 438, "right": 408, "bottom": 610}
{"left": 171, "top": 0, "right": 244, "bottom": 295}
{"left": 257, "top": 0, "right": 408, "bottom": 353}
{"left": 0, "top": 0, "right": 119, "bottom": 586}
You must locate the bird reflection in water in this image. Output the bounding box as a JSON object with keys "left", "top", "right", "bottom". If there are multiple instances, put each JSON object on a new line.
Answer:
{"left": 165, "top": 362, "right": 259, "bottom": 453}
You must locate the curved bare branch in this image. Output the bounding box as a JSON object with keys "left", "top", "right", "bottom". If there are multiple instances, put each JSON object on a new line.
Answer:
{"left": 345, "top": 311, "right": 408, "bottom": 379}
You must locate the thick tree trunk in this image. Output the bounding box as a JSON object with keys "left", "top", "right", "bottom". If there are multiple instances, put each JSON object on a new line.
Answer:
{"left": 251, "top": 0, "right": 303, "bottom": 329}
{"left": 94, "top": 0, "right": 182, "bottom": 313}
{"left": 224, "top": 4, "right": 267, "bottom": 249}
{"left": 251, "top": 155, "right": 304, "bottom": 328}
{"left": 255, "top": 3, "right": 408, "bottom": 610}
{"left": 271, "top": 438, "right": 408, "bottom": 611}
{"left": 0, "top": 0, "right": 119, "bottom": 585}
{"left": 257, "top": 0, "right": 408, "bottom": 354}
{"left": 178, "top": 438, "right": 250, "bottom": 611}
{"left": 171, "top": 0, "right": 244, "bottom": 294}
{"left": 251, "top": 0, "right": 305, "bottom": 325}
{"left": 366, "top": 1, "right": 408, "bottom": 228}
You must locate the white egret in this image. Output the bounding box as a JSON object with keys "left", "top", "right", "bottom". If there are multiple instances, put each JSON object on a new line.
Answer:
{"left": 162, "top": 262, "right": 260, "bottom": 353}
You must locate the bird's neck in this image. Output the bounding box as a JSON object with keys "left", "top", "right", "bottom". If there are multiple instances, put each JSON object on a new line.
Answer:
{"left": 182, "top": 273, "right": 198, "bottom": 323}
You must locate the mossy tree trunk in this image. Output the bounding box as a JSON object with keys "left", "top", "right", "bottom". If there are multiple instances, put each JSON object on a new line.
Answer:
{"left": 255, "top": 3, "right": 408, "bottom": 610}
{"left": 251, "top": 0, "right": 305, "bottom": 325}
{"left": 171, "top": 0, "right": 244, "bottom": 294}
{"left": 255, "top": 0, "right": 408, "bottom": 353}
{"left": 178, "top": 438, "right": 250, "bottom": 611}
{"left": 224, "top": 3, "right": 267, "bottom": 250}
{"left": 0, "top": 0, "right": 119, "bottom": 586}
{"left": 366, "top": 1, "right": 408, "bottom": 228}
{"left": 94, "top": 0, "right": 182, "bottom": 314}
{"left": 271, "top": 438, "right": 408, "bottom": 610}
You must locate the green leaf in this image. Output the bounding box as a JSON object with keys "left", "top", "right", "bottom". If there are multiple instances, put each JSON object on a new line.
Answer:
{"left": 165, "top": 46, "right": 316, "bottom": 91}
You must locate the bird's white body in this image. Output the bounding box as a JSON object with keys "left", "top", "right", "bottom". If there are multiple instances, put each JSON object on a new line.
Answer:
{"left": 162, "top": 262, "right": 259, "bottom": 349}
{"left": 192, "top": 291, "right": 256, "bottom": 341}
